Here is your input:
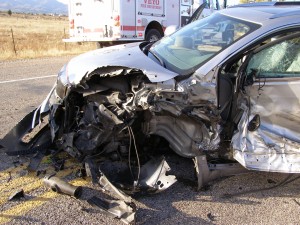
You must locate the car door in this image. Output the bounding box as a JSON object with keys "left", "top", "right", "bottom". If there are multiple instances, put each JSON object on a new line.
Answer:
{"left": 232, "top": 32, "right": 300, "bottom": 173}
{"left": 186, "top": 2, "right": 207, "bottom": 25}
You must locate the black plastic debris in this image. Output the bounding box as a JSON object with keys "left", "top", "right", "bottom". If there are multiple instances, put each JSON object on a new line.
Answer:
{"left": 75, "top": 168, "right": 87, "bottom": 178}
{"left": 13, "top": 160, "right": 21, "bottom": 167}
{"left": 7, "top": 172, "right": 12, "bottom": 183}
{"left": 267, "top": 179, "right": 277, "bottom": 184}
{"left": 207, "top": 212, "right": 217, "bottom": 221}
{"left": 28, "top": 151, "right": 45, "bottom": 171}
{"left": 36, "top": 169, "right": 47, "bottom": 177}
{"left": 8, "top": 189, "right": 25, "bottom": 201}
{"left": 85, "top": 159, "right": 99, "bottom": 184}
{"left": 51, "top": 157, "right": 65, "bottom": 172}
{"left": 0, "top": 109, "right": 52, "bottom": 156}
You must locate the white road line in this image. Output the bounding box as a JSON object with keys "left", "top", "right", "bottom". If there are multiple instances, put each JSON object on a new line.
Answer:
{"left": 0, "top": 75, "right": 57, "bottom": 84}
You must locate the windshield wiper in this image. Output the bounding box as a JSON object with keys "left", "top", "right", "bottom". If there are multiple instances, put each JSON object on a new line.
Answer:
{"left": 148, "top": 49, "right": 166, "bottom": 68}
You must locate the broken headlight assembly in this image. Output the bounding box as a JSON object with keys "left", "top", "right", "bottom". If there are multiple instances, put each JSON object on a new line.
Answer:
{"left": 55, "top": 64, "right": 68, "bottom": 100}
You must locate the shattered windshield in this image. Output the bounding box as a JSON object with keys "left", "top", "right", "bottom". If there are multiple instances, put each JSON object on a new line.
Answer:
{"left": 150, "top": 13, "right": 260, "bottom": 75}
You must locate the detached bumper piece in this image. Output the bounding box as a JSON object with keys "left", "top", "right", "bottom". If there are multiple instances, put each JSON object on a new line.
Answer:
{"left": 0, "top": 109, "right": 51, "bottom": 156}
{"left": 87, "top": 196, "right": 136, "bottom": 225}
{"left": 194, "top": 155, "right": 249, "bottom": 190}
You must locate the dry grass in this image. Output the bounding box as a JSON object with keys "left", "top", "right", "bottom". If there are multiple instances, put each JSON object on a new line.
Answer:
{"left": 0, "top": 12, "right": 95, "bottom": 60}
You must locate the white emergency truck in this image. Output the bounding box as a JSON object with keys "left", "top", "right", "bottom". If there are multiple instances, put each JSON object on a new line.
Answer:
{"left": 65, "top": 0, "right": 223, "bottom": 47}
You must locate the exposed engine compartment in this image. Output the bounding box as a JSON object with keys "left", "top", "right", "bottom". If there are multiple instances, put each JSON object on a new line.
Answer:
{"left": 48, "top": 68, "right": 223, "bottom": 162}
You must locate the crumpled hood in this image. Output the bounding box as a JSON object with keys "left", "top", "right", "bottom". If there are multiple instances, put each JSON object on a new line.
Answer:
{"left": 64, "top": 42, "right": 178, "bottom": 85}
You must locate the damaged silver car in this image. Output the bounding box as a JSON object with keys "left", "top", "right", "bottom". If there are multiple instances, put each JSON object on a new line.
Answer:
{"left": 2, "top": 2, "right": 300, "bottom": 200}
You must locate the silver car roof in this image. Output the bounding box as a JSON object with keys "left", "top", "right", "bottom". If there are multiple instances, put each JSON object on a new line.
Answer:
{"left": 221, "top": 4, "right": 300, "bottom": 24}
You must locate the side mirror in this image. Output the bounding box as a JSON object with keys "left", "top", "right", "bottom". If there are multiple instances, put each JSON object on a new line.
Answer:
{"left": 248, "top": 114, "right": 260, "bottom": 132}
{"left": 164, "top": 25, "right": 179, "bottom": 36}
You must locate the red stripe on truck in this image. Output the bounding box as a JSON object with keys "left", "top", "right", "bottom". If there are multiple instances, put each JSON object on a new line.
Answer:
{"left": 83, "top": 26, "right": 146, "bottom": 33}
{"left": 121, "top": 26, "right": 145, "bottom": 31}
{"left": 94, "top": 28, "right": 104, "bottom": 32}
{"left": 83, "top": 28, "right": 104, "bottom": 33}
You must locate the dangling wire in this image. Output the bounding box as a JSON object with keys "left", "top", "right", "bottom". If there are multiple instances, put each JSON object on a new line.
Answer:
{"left": 84, "top": 147, "right": 107, "bottom": 160}
{"left": 257, "top": 75, "right": 266, "bottom": 94}
{"left": 129, "top": 126, "right": 140, "bottom": 186}
{"left": 127, "top": 126, "right": 134, "bottom": 182}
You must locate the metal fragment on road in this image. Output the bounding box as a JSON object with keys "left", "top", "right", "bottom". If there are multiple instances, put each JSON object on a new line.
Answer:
{"left": 43, "top": 175, "right": 82, "bottom": 198}
{"left": 87, "top": 196, "right": 136, "bottom": 225}
{"left": 139, "top": 157, "right": 177, "bottom": 193}
{"left": 98, "top": 171, "right": 132, "bottom": 203}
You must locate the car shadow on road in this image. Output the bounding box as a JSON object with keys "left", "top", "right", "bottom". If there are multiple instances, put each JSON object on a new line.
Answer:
{"left": 131, "top": 155, "right": 300, "bottom": 224}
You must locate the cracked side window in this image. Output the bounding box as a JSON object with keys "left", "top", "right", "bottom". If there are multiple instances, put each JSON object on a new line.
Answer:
{"left": 247, "top": 36, "right": 300, "bottom": 78}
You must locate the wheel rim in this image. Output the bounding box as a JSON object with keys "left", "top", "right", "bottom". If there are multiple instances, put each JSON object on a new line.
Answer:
{"left": 149, "top": 35, "right": 159, "bottom": 42}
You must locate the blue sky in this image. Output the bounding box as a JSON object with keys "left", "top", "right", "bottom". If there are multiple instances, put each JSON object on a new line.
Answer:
{"left": 56, "top": 0, "right": 68, "bottom": 4}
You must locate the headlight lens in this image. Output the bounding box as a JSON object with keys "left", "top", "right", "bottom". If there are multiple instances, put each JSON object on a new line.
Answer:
{"left": 56, "top": 64, "right": 68, "bottom": 99}
{"left": 58, "top": 64, "right": 68, "bottom": 85}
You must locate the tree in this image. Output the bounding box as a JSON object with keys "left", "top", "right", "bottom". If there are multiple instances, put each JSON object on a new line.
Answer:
{"left": 8, "top": 9, "right": 12, "bottom": 16}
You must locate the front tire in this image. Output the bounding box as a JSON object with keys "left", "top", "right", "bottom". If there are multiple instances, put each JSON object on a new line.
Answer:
{"left": 145, "top": 29, "right": 162, "bottom": 42}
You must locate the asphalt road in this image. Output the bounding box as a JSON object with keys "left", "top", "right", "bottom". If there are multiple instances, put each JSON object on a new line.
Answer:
{"left": 0, "top": 56, "right": 300, "bottom": 225}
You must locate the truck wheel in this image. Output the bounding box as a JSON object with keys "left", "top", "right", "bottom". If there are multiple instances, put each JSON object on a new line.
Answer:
{"left": 145, "top": 29, "right": 162, "bottom": 42}
{"left": 96, "top": 42, "right": 110, "bottom": 49}
{"left": 96, "top": 42, "right": 103, "bottom": 49}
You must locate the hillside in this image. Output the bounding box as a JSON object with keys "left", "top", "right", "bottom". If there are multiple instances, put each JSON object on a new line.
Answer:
{"left": 0, "top": 0, "right": 67, "bottom": 15}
